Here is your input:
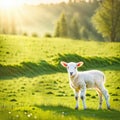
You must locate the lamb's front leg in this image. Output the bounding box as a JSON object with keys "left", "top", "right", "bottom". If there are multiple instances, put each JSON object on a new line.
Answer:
{"left": 80, "top": 86, "right": 87, "bottom": 110}
{"left": 74, "top": 90, "right": 79, "bottom": 110}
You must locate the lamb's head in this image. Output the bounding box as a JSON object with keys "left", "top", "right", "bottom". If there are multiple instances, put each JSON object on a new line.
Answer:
{"left": 61, "top": 61, "right": 83, "bottom": 77}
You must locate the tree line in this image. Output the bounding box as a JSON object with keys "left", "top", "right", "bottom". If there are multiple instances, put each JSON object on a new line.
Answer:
{"left": 54, "top": 12, "right": 97, "bottom": 40}
{"left": 54, "top": 0, "right": 120, "bottom": 42}
{"left": 0, "top": 0, "right": 120, "bottom": 42}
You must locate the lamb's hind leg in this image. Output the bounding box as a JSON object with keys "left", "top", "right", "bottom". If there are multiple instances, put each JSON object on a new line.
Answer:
{"left": 96, "top": 88, "right": 103, "bottom": 109}
{"left": 99, "top": 85, "right": 110, "bottom": 109}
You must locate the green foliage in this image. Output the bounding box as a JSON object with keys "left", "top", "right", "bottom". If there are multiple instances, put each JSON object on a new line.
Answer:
{"left": 44, "top": 33, "right": 52, "bottom": 38}
{"left": 31, "top": 33, "right": 38, "bottom": 37}
{"left": 92, "top": 0, "right": 120, "bottom": 42}
{"left": 80, "top": 26, "right": 89, "bottom": 39}
{"left": 59, "top": 13, "right": 68, "bottom": 37}
{"left": 0, "top": 35, "right": 120, "bottom": 120}
{"left": 69, "top": 17, "right": 80, "bottom": 39}
{"left": 54, "top": 13, "right": 68, "bottom": 38}
{"left": 23, "top": 32, "right": 28, "bottom": 36}
{"left": 53, "top": 2, "right": 104, "bottom": 40}
{"left": 54, "top": 21, "right": 60, "bottom": 37}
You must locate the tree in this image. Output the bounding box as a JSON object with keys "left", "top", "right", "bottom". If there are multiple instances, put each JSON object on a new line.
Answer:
{"left": 92, "top": 0, "right": 120, "bottom": 42}
{"left": 54, "top": 12, "right": 68, "bottom": 38}
{"left": 80, "top": 26, "right": 89, "bottom": 39}
{"left": 11, "top": 14, "right": 16, "bottom": 34}
{"left": 59, "top": 13, "right": 68, "bottom": 37}
{"left": 54, "top": 21, "right": 60, "bottom": 37}
{"left": 70, "top": 17, "right": 80, "bottom": 39}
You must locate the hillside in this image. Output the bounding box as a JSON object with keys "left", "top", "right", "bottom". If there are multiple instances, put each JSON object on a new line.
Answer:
{"left": 0, "top": 35, "right": 120, "bottom": 120}
{"left": 0, "top": 34, "right": 119, "bottom": 78}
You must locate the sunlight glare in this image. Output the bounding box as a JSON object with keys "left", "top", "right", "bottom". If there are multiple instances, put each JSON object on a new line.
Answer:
{"left": 0, "top": 0, "right": 21, "bottom": 10}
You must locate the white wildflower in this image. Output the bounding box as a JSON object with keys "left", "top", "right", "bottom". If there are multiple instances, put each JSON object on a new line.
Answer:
{"left": 27, "top": 114, "right": 31, "bottom": 117}
{"left": 8, "top": 111, "right": 11, "bottom": 114}
{"left": 16, "top": 115, "right": 19, "bottom": 118}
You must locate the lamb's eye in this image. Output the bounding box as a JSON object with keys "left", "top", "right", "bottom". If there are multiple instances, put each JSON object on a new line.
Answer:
{"left": 67, "top": 67, "right": 69, "bottom": 69}
{"left": 74, "top": 67, "right": 76, "bottom": 69}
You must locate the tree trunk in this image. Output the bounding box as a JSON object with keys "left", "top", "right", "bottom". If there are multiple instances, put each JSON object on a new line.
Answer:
{"left": 111, "top": 0, "right": 116, "bottom": 42}
{"left": 110, "top": 32, "right": 116, "bottom": 42}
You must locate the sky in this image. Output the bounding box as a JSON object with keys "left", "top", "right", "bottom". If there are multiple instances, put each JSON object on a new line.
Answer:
{"left": 0, "top": 0, "right": 69, "bottom": 11}
{"left": 20, "top": 0, "right": 69, "bottom": 5}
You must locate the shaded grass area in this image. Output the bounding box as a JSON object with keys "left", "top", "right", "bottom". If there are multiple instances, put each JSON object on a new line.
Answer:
{"left": 0, "top": 98, "right": 120, "bottom": 120}
{"left": 57, "top": 54, "right": 120, "bottom": 70}
{"left": 0, "top": 54, "right": 120, "bottom": 79}
{"left": 0, "top": 60, "right": 57, "bottom": 79}
{"left": 36, "top": 104, "right": 120, "bottom": 120}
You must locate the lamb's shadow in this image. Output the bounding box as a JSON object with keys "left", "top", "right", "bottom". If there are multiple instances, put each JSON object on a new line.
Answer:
{"left": 35, "top": 104, "right": 120, "bottom": 120}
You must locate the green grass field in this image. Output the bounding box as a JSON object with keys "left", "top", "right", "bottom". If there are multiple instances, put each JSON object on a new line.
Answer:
{"left": 0, "top": 34, "right": 120, "bottom": 120}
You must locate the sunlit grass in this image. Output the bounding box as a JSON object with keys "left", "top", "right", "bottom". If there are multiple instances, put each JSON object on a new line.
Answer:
{"left": 0, "top": 71, "right": 120, "bottom": 120}
{"left": 0, "top": 35, "right": 120, "bottom": 120}
{"left": 0, "top": 35, "right": 119, "bottom": 65}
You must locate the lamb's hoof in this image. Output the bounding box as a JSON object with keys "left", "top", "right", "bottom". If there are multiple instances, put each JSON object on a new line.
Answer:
{"left": 84, "top": 107, "right": 87, "bottom": 110}
{"left": 98, "top": 107, "right": 102, "bottom": 110}
{"left": 107, "top": 106, "right": 110, "bottom": 110}
{"left": 75, "top": 107, "right": 78, "bottom": 110}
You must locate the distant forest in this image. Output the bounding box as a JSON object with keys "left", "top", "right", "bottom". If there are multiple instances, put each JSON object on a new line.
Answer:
{"left": 0, "top": 1, "right": 104, "bottom": 41}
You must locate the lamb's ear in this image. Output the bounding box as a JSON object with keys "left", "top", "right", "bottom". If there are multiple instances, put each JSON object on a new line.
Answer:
{"left": 60, "top": 61, "right": 68, "bottom": 68}
{"left": 77, "top": 62, "right": 84, "bottom": 67}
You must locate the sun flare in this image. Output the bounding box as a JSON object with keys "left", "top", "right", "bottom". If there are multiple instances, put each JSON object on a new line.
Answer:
{"left": 0, "top": 0, "right": 21, "bottom": 10}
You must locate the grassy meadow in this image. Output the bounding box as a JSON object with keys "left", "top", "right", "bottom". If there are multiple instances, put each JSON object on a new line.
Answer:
{"left": 0, "top": 34, "right": 120, "bottom": 120}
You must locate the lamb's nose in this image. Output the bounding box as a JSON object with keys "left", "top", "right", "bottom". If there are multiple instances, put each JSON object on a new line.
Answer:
{"left": 70, "top": 72, "right": 73, "bottom": 75}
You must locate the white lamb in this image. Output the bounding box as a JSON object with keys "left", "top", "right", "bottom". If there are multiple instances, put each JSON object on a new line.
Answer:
{"left": 61, "top": 61, "right": 110, "bottom": 110}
